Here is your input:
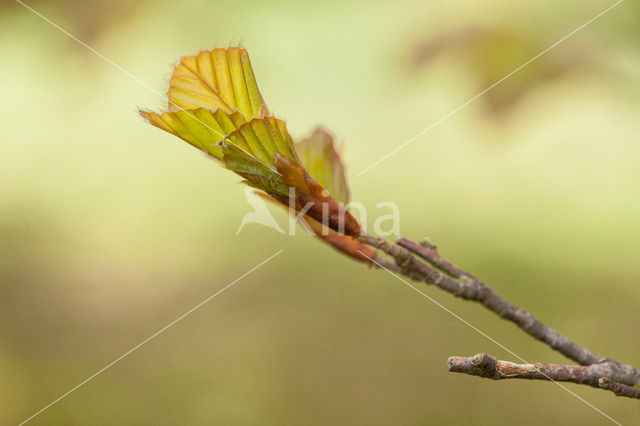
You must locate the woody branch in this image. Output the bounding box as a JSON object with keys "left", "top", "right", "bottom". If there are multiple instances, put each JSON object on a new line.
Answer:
{"left": 357, "top": 231, "right": 640, "bottom": 398}
{"left": 448, "top": 353, "right": 640, "bottom": 399}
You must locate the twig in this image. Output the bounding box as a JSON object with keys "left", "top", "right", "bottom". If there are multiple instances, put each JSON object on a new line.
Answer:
{"left": 358, "top": 231, "right": 640, "bottom": 397}
{"left": 598, "top": 377, "right": 640, "bottom": 399}
{"left": 398, "top": 236, "right": 607, "bottom": 366}
{"left": 448, "top": 353, "right": 640, "bottom": 400}
{"left": 397, "top": 237, "right": 463, "bottom": 278}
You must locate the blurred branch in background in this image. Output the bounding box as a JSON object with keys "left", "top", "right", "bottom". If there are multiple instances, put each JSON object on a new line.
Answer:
{"left": 358, "top": 232, "right": 640, "bottom": 399}
{"left": 409, "top": 25, "right": 597, "bottom": 120}
{"left": 402, "top": 1, "right": 640, "bottom": 124}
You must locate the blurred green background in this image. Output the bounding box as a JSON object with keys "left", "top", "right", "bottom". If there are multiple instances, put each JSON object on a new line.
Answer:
{"left": 1, "top": 0, "right": 639, "bottom": 424}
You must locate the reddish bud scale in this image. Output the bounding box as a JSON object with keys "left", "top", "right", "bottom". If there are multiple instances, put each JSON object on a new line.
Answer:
{"left": 323, "top": 234, "right": 376, "bottom": 265}
{"left": 298, "top": 194, "right": 361, "bottom": 237}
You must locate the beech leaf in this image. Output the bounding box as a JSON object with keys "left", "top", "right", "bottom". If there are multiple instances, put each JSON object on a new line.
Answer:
{"left": 226, "top": 117, "right": 298, "bottom": 167}
{"left": 167, "top": 47, "right": 268, "bottom": 121}
{"left": 295, "top": 128, "right": 350, "bottom": 205}
{"left": 221, "top": 141, "right": 290, "bottom": 197}
{"left": 139, "top": 108, "right": 244, "bottom": 160}
{"left": 221, "top": 117, "right": 301, "bottom": 197}
{"left": 140, "top": 46, "right": 368, "bottom": 260}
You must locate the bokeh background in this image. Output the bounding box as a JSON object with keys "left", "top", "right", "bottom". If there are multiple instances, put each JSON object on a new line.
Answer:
{"left": 1, "top": 0, "right": 639, "bottom": 424}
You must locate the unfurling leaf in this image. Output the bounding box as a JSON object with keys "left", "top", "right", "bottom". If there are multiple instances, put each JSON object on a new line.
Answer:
{"left": 140, "top": 46, "right": 371, "bottom": 262}
{"left": 221, "top": 141, "right": 290, "bottom": 197}
{"left": 219, "top": 117, "right": 302, "bottom": 198}
{"left": 167, "top": 47, "right": 268, "bottom": 120}
{"left": 226, "top": 118, "right": 299, "bottom": 167}
{"left": 139, "top": 108, "right": 244, "bottom": 159}
{"left": 296, "top": 128, "right": 350, "bottom": 205}
{"left": 139, "top": 47, "right": 270, "bottom": 158}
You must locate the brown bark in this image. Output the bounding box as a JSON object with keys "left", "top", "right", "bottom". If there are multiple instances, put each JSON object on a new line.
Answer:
{"left": 448, "top": 353, "right": 640, "bottom": 400}
{"left": 357, "top": 232, "right": 640, "bottom": 398}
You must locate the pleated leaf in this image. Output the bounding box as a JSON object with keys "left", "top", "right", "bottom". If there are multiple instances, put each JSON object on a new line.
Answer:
{"left": 221, "top": 141, "right": 290, "bottom": 197}
{"left": 140, "top": 47, "right": 365, "bottom": 241}
{"left": 167, "top": 47, "right": 268, "bottom": 121}
{"left": 295, "top": 127, "right": 350, "bottom": 205}
{"left": 139, "top": 108, "right": 244, "bottom": 160}
{"left": 225, "top": 117, "right": 299, "bottom": 168}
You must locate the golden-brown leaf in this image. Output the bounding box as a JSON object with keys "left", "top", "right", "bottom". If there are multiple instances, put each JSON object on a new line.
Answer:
{"left": 167, "top": 47, "right": 268, "bottom": 121}
{"left": 295, "top": 127, "right": 350, "bottom": 205}
{"left": 139, "top": 108, "right": 244, "bottom": 160}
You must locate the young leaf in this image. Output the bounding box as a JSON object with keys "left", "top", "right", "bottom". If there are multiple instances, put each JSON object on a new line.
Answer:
{"left": 222, "top": 141, "right": 290, "bottom": 197}
{"left": 221, "top": 117, "right": 300, "bottom": 197}
{"left": 139, "top": 47, "right": 271, "bottom": 159}
{"left": 139, "top": 108, "right": 244, "bottom": 160}
{"left": 226, "top": 117, "right": 299, "bottom": 168}
{"left": 141, "top": 46, "right": 366, "bottom": 245}
{"left": 295, "top": 127, "right": 350, "bottom": 205}
{"left": 167, "top": 47, "right": 268, "bottom": 121}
